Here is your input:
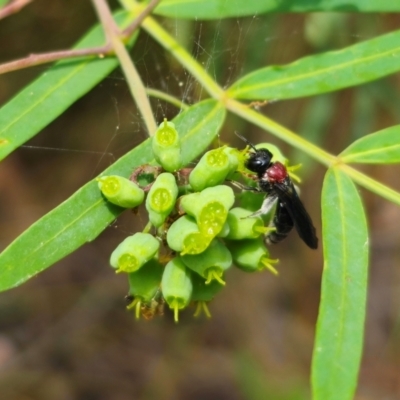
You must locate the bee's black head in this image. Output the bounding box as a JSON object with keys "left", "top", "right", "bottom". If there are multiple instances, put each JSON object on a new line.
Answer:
{"left": 234, "top": 132, "right": 274, "bottom": 175}
{"left": 245, "top": 148, "right": 273, "bottom": 175}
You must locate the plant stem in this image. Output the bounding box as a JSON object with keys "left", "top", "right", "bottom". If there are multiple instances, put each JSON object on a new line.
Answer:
{"left": 121, "top": 0, "right": 161, "bottom": 39}
{"left": 146, "top": 88, "right": 189, "bottom": 110}
{"left": 0, "top": 46, "right": 112, "bottom": 75}
{"left": 0, "top": 0, "right": 31, "bottom": 20}
{"left": 141, "top": 12, "right": 400, "bottom": 206}
{"left": 92, "top": 0, "right": 157, "bottom": 136}
{"left": 225, "top": 98, "right": 336, "bottom": 166}
{"left": 0, "top": 1, "right": 159, "bottom": 76}
{"left": 142, "top": 15, "right": 333, "bottom": 163}
{"left": 339, "top": 164, "right": 400, "bottom": 206}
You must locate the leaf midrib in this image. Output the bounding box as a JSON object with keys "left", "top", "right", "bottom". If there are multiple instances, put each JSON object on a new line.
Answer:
{"left": 343, "top": 142, "right": 400, "bottom": 159}
{"left": 231, "top": 40, "right": 400, "bottom": 95}
{"left": 0, "top": 62, "right": 90, "bottom": 136}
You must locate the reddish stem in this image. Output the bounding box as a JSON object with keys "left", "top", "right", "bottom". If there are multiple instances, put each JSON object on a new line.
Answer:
{"left": 0, "top": 0, "right": 161, "bottom": 75}
{"left": 0, "top": 0, "right": 32, "bottom": 21}
{"left": 0, "top": 46, "right": 113, "bottom": 75}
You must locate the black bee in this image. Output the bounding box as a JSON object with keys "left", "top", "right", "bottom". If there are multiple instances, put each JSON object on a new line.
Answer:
{"left": 237, "top": 134, "right": 318, "bottom": 249}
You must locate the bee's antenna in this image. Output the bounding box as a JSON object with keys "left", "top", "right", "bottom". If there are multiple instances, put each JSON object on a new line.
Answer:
{"left": 234, "top": 131, "right": 257, "bottom": 151}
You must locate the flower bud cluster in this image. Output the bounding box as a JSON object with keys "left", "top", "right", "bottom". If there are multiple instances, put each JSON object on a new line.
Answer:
{"left": 98, "top": 120, "right": 279, "bottom": 322}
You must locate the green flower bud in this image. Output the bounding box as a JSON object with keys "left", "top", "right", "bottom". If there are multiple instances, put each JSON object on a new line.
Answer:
{"left": 182, "top": 239, "right": 232, "bottom": 285}
{"left": 97, "top": 175, "right": 144, "bottom": 208}
{"left": 198, "top": 201, "right": 228, "bottom": 238}
{"left": 191, "top": 273, "right": 223, "bottom": 318}
{"left": 199, "top": 185, "right": 235, "bottom": 210}
{"left": 191, "top": 272, "right": 224, "bottom": 302}
{"left": 227, "top": 238, "right": 279, "bottom": 275}
{"left": 226, "top": 207, "right": 269, "bottom": 240}
{"left": 166, "top": 215, "right": 211, "bottom": 255}
{"left": 189, "top": 147, "right": 231, "bottom": 192}
{"left": 237, "top": 190, "right": 265, "bottom": 213}
{"left": 145, "top": 172, "right": 178, "bottom": 227}
{"left": 110, "top": 233, "right": 160, "bottom": 273}
{"left": 127, "top": 258, "right": 164, "bottom": 319}
{"left": 161, "top": 256, "right": 193, "bottom": 322}
{"left": 180, "top": 185, "right": 234, "bottom": 238}
{"left": 128, "top": 258, "right": 163, "bottom": 301}
{"left": 179, "top": 191, "right": 201, "bottom": 214}
{"left": 217, "top": 221, "right": 230, "bottom": 238}
{"left": 152, "top": 119, "right": 183, "bottom": 172}
{"left": 180, "top": 185, "right": 234, "bottom": 216}
{"left": 223, "top": 146, "right": 241, "bottom": 178}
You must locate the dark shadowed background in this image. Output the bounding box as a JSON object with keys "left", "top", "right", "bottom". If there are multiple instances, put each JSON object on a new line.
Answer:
{"left": 0, "top": 2, "right": 399, "bottom": 399}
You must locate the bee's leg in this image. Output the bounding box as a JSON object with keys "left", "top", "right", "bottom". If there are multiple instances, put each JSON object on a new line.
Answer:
{"left": 227, "top": 180, "right": 261, "bottom": 192}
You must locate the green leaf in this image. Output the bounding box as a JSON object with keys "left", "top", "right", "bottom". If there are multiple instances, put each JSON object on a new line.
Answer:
{"left": 340, "top": 125, "right": 400, "bottom": 164}
{"left": 0, "top": 11, "right": 137, "bottom": 162}
{"left": 312, "top": 168, "right": 368, "bottom": 400}
{"left": 228, "top": 30, "right": 400, "bottom": 100}
{"left": 154, "top": 0, "right": 400, "bottom": 19}
{"left": 0, "top": 99, "right": 226, "bottom": 292}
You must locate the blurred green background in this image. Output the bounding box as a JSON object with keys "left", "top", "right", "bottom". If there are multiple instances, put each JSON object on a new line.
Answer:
{"left": 0, "top": 1, "right": 400, "bottom": 399}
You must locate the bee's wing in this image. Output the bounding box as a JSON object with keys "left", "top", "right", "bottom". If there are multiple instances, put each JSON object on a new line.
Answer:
{"left": 274, "top": 179, "right": 318, "bottom": 249}
{"left": 248, "top": 193, "right": 278, "bottom": 218}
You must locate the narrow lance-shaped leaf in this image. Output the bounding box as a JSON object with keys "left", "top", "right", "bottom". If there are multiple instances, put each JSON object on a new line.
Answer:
{"left": 228, "top": 29, "right": 400, "bottom": 100}
{"left": 0, "top": 99, "right": 226, "bottom": 292}
{"left": 154, "top": 0, "right": 400, "bottom": 19}
{"left": 0, "top": 11, "right": 137, "bottom": 162}
{"left": 312, "top": 168, "right": 368, "bottom": 400}
{"left": 340, "top": 125, "right": 400, "bottom": 164}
